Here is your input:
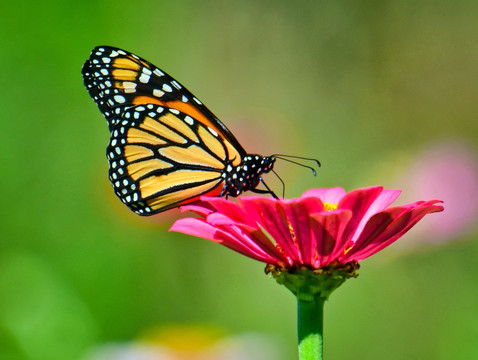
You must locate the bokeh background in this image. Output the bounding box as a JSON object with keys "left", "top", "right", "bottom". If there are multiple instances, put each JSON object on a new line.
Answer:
{"left": 2, "top": 1, "right": 478, "bottom": 359}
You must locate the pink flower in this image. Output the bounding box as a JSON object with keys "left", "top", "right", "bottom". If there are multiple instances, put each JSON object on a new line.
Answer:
{"left": 393, "top": 142, "right": 478, "bottom": 245}
{"left": 170, "top": 186, "right": 443, "bottom": 271}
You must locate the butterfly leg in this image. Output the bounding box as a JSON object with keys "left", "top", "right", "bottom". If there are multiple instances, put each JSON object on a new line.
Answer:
{"left": 250, "top": 178, "right": 278, "bottom": 199}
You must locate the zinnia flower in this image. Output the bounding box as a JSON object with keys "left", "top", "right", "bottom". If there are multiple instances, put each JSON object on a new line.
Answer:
{"left": 170, "top": 186, "right": 443, "bottom": 273}
{"left": 170, "top": 186, "right": 443, "bottom": 360}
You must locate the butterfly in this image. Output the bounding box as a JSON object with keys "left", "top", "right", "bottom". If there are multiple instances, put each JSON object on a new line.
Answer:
{"left": 81, "top": 46, "right": 281, "bottom": 216}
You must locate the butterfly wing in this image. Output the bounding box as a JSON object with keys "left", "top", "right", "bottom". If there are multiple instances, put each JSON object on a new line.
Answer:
{"left": 105, "top": 104, "right": 234, "bottom": 215}
{"left": 82, "top": 46, "right": 246, "bottom": 215}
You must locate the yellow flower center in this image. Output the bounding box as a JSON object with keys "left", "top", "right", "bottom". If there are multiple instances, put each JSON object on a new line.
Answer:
{"left": 324, "top": 202, "right": 338, "bottom": 211}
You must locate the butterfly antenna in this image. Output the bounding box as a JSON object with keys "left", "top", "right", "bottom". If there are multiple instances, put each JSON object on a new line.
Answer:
{"left": 272, "top": 169, "right": 286, "bottom": 199}
{"left": 272, "top": 154, "right": 321, "bottom": 176}
{"left": 272, "top": 154, "right": 321, "bottom": 167}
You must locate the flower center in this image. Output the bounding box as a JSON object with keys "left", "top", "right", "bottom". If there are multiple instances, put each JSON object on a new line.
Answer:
{"left": 323, "top": 202, "right": 338, "bottom": 211}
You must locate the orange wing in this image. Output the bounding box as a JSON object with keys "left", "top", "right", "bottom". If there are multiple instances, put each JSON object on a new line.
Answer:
{"left": 106, "top": 104, "right": 244, "bottom": 214}
{"left": 82, "top": 46, "right": 245, "bottom": 160}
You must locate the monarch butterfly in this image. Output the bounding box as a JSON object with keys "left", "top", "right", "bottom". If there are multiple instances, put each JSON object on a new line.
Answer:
{"left": 82, "top": 46, "right": 290, "bottom": 216}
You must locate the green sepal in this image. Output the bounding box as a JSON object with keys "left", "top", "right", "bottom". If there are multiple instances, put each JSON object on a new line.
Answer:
{"left": 266, "top": 263, "right": 359, "bottom": 301}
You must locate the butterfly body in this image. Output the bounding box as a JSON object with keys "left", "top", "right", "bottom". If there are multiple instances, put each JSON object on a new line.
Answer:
{"left": 82, "top": 46, "right": 275, "bottom": 215}
{"left": 221, "top": 155, "right": 276, "bottom": 197}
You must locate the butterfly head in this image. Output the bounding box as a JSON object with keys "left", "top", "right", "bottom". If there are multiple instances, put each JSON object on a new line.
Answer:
{"left": 222, "top": 155, "right": 276, "bottom": 197}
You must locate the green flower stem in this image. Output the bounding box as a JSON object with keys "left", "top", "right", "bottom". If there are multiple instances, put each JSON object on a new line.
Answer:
{"left": 268, "top": 264, "right": 359, "bottom": 360}
{"left": 297, "top": 295, "right": 325, "bottom": 360}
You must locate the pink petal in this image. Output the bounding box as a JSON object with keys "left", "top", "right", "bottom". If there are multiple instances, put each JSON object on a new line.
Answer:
{"left": 343, "top": 201, "right": 444, "bottom": 261}
{"left": 200, "top": 197, "right": 255, "bottom": 225}
{"left": 170, "top": 217, "right": 282, "bottom": 265}
{"left": 339, "top": 186, "right": 384, "bottom": 240}
{"left": 206, "top": 212, "right": 245, "bottom": 227}
{"left": 341, "top": 208, "right": 405, "bottom": 261}
{"left": 338, "top": 187, "right": 401, "bottom": 243}
{"left": 349, "top": 188, "right": 402, "bottom": 243}
{"left": 308, "top": 210, "right": 353, "bottom": 267}
{"left": 170, "top": 217, "right": 218, "bottom": 239}
{"left": 214, "top": 229, "right": 283, "bottom": 265}
{"left": 301, "top": 187, "right": 346, "bottom": 204}
{"left": 280, "top": 198, "right": 322, "bottom": 265}
{"left": 205, "top": 212, "right": 281, "bottom": 256}
{"left": 205, "top": 205, "right": 292, "bottom": 265}
{"left": 213, "top": 224, "right": 284, "bottom": 264}
{"left": 178, "top": 202, "right": 215, "bottom": 217}
{"left": 230, "top": 223, "right": 291, "bottom": 265}
{"left": 239, "top": 197, "right": 302, "bottom": 263}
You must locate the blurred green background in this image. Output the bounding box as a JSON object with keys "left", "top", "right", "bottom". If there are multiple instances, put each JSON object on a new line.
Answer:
{"left": 2, "top": 1, "right": 478, "bottom": 359}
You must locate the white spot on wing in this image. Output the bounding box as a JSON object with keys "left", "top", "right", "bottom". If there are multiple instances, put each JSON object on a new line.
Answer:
{"left": 208, "top": 127, "right": 218, "bottom": 137}
{"left": 184, "top": 116, "right": 194, "bottom": 125}
{"left": 162, "top": 84, "right": 173, "bottom": 92}
{"left": 123, "top": 81, "right": 137, "bottom": 93}
{"left": 171, "top": 80, "right": 182, "bottom": 89}
{"left": 154, "top": 68, "right": 164, "bottom": 76}
{"left": 153, "top": 89, "right": 165, "bottom": 97}
{"left": 114, "top": 95, "right": 126, "bottom": 104}
{"left": 139, "top": 73, "right": 150, "bottom": 83}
